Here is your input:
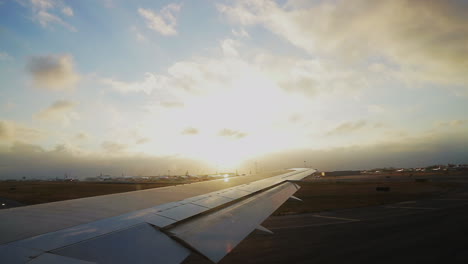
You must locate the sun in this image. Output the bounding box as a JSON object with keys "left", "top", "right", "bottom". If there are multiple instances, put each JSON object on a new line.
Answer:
{"left": 182, "top": 138, "right": 254, "bottom": 171}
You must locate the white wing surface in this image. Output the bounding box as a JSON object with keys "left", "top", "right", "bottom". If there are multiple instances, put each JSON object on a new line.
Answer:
{"left": 0, "top": 168, "right": 315, "bottom": 263}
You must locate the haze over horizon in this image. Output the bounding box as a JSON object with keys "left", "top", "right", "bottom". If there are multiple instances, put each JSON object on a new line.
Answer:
{"left": 1, "top": 0, "right": 467, "bottom": 178}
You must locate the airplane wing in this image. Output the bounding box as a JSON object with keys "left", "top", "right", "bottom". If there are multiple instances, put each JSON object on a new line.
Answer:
{"left": 0, "top": 168, "right": 315, "bottom": 264}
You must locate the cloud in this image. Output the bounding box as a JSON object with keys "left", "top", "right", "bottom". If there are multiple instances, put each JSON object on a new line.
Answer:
{"left": 181, "top": 127, "right": 198, "bottom": 135}
{"left": 160, "top": 101, "right": 184, "bottom": 108}
{"left": 102, "top": 50, "right": 245, "bottom": 95}
{"left": 75, "top": 132, "right": 88, "bottom": 140}
{"left": 1, "top": 126, "right": 467, "bottom": 179}
{"left": 35, "top": 100, "right": 79, "bottom": 124}
{"left": 232, "top": 28, "right": 249, "bottom": 38}
{"left": 326, "top": 120, "right": 367, "bottom": 136}
{"left": 218, "top": 0, "right": 468, "bottom": 86}
{"left": 103, "top": 38, "right": 357, "bottom": 99}
{"left": 100, "top": 39, "right": 338, "bottom": 149}
{"left": 26, "top": 0, "right": 76, "bottom": 31}
{"left": 218, "top": 129, "right": 246, "bottom": 139}
{"left": 138, "top": 4, "right": 182, "bottom": 36}
{"left": 130, "top": 26, "right": 148, "bottom": 42}
{"left": 436, "top": 120, "right": 468, "bottom": 128}
{"left": 367, "top": 105, "right": 385, "bottom": 114}
{"left": 135, "top": 137, "right": 150, "bottom": 144}
{"left": 0, "top": 120, "right": 42, "bottom": 143}
{"left": 221, "top": 38, "right": 240, "bottom": 57}
{"left": 0, "top": 121, "right": 15, "bottom": 141}
{"left": 101, "top": 141, "right": 127, "bottom": 153}
{"left": 61, "top": 6, "right": 73, "bottom": 16}
{"left": 9, "top": 141, "right": 44, "bottom": 154}
{"left": 451, "top": 120, "right": 468, "bottom": 127}
{"left": 101, "top": 73, "right": 158, "bottom": 94}
{"left": 0, "top": 143, "right": 213, "bottom": 179}
{"left": 27, "top": 54, "right": 80, "bottom": 90}
{"left": 254, "top": 53, "right": 367, "bottom": 97}
{"left": 246, "top": 128, "right": 468, "bottom": 171}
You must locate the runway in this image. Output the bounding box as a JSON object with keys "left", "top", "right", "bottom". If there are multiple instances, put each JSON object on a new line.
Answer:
{"left": 184, "top": 187, "right": 468, "bottom": 264}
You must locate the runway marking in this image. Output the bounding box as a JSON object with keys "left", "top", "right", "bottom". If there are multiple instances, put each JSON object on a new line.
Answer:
{"left": 311, "top": 214, "right": 360, "bottom": 222}
{"left": 266, "top": 214, "right": 360, "bottom": 230}
{"left": 385, "top": 206, "right": 437, "bottom": 210}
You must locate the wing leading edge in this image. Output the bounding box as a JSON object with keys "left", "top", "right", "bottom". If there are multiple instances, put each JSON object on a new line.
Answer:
{"left": 0, "top": 168, "right": 315, "bottom": 263}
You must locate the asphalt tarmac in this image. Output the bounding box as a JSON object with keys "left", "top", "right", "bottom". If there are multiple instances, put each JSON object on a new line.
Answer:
{"left": 0, "top": 197, "right": 24, "bottom": 209}
{"left": 184, "top": 186, "right": 468, "bottom": 264}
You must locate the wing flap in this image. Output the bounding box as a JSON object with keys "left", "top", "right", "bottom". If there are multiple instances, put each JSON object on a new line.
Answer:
{"left": 168, "top": 182, "right": 300, "bottom": 263}
{"left": 50, "top": 223, "right": 190, "bottom": 264}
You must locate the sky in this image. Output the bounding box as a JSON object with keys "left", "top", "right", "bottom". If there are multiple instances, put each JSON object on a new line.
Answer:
{"left": 0, "top": 0, "right": 467, "bottom": 178}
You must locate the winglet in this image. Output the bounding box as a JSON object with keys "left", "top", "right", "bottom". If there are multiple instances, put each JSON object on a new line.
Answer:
{"left": 289, "top": 195, "right": 303, "bottom": 202}
{"left": 256, "top": 225, "right": 274, "bottom": 234}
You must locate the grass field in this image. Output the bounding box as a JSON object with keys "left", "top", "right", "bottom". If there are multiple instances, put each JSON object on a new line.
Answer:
{"left": 0, "top": 181, "right": 178, "bottom": 205}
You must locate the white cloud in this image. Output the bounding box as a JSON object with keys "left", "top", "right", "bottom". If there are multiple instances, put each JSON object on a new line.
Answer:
{"left": 27, "top": 54, "right": 80, "bottom": 90}
{"left": 135, "top": 137, "right": 150, "bottom": 144}
{"left": 181, "top": 127, "right": 198, "bottom": 135}
{"left": 102, "top": 51, "right": 245, "bottom": 96}
{"left": 27, "top": 0, "right": 76, "bottom": 31}
{"left": 218, "top": 0, "right": 468, "bottom": 87}
{"left": 101, "top": 141, "right": 127, "bottom": 153}
{"left": 31, "top": 0, "right": 54, "bottom": 10}
{"left": 367, "top": 105, "right": 385, "bottom": 114}
{"left": 36, "top": 10, "right": 76, "bottom": 31}
{"left": 254, "top": 53, "right": 367, "bottom": 97}
{"left": 160, "top": 101, "right": 184, "bottom": 108}
{"left": 436, "top": 120, "right": 468, "bottom": 128}
{"left": 232, "top": 28, "right": 249, "bottom": 38}
{"left": 221, "top": 38, "right": 240, "bottom": 57}
{"left": 326, "top": 120, "right": 367, "bottom": 136}
{"left": 138, "top": 4, "right": 182, "bottom": 36}
{"left": 130, "top": 26, "right": 147, "bottom": 42}
{"left": 101, "top": 73, "right": 158, "bottom": 94}
{"left": 0, "top": 120, "right": 42, "bottom": 143}
{"left": 61, "top": 6, "right": 73, "bottom": 16}
{"left": 0, "top": 121, "right": 15, "bottom": 141}
{"left": 75, "top": 132, "right": 89, "bottom": 140}
{"left": 219, "top": 129, "right": 247, "bottom": 139}
{"left": 35, "top": 100, "right": 79, "bottom": 125}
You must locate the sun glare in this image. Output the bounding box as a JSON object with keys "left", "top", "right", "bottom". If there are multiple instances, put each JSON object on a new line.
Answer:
{"left": 135, "top": 65, "right": 307, "bottom": 170}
